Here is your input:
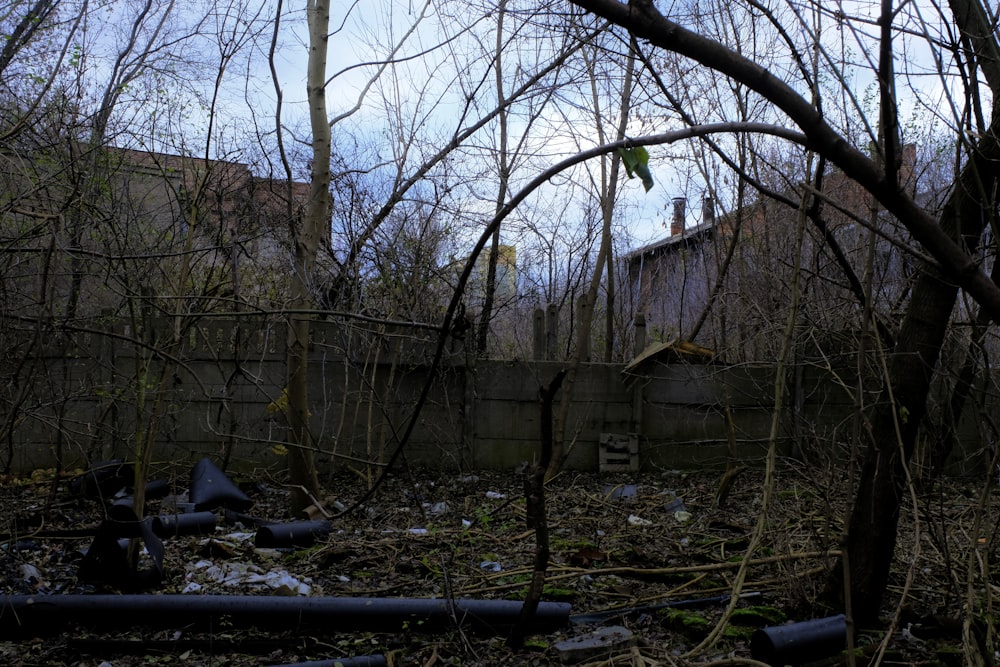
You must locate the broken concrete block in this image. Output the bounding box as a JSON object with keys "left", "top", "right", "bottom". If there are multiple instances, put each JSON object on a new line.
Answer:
{"left": 553, "top": 625, "right": 635, "bottom": 664}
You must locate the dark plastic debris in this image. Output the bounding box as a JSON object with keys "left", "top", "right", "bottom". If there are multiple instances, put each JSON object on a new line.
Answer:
{"left": 255, "top": 521, "right": 333, "bottom": 548}
{"left": 224, "top": 508, "right": 274, "bottom": 528}
{"left": 70, "top": 460, "right": 133, "bottom": 499}
{"left": 142, "top": 479, "right": 172, "bottom": 500}
{"left": 152, "top": 511, "right": 217, "bottom": 538}
{"left": 189, "top": 458, "right": 252, "bottom": 512}
{"left": 78, "top": 506, "right": 164, "bottom": 590}
{"left": 0, "top": 595, "right": 571, "bottom": 637}
{"left": 104, "top": 502, "right": 148, "bottom": 538}
{"left": 750, "top": 614, "right": 847, "bottom": 666}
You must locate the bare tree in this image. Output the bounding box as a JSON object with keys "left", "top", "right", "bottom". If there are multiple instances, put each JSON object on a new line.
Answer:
{"left": 570, "top": 0, "right": 1000, "bottom": 631}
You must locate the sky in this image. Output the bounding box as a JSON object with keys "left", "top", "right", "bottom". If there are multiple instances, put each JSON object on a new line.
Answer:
{"left": 73, "top": 0, "right": 969, "bottom": 258}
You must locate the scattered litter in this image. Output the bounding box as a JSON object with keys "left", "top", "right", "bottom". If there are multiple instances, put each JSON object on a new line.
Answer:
{"left": 7, "top": 540, "right": 40, "bottom": 552}
{"left": 604, "top": 484, "right": 638, "bottom": 503}
{"left": 186, "top": 561, "right": 312, "bottom": 595}
{"left": 461, "top": 519, "right": 472, "bottom": 529}
{"left": 19, "top": 563, "right": 43, "bottom": 585}
{"left": 485, "top": 491, "right": 505, "bottom": 499}
{"left": 627, "top": 514, "right": 652, "bottom": 526}
{"left": 480, "top": 561, "right": 502, "bottom": 572}
{"left": 554, "top": 625, "right": 635, "bottom": 664}
{"left": 673, "top": 510, "right": 692, "bottom": 523}
{"left": 423, "top": 501, "right": 449, "bottom": 515}
{"left": 222, "top": 531, "right": 256, "bottom": 543}
{"left": 244, "top": 570, "right": 312, "bottom": 596}
{"left": 408, "top": 528, "right": 429, "bottom": 535}
{"left": 663, "top": 497, "right": 686, "bottom": 513}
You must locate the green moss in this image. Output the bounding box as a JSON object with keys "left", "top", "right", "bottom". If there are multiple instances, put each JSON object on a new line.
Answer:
{"left": 729, "top": 606, "right": 786, "bottom": 626}
{"left": 510, "top": 584, "right": 577, "bottom": 601}
{"left": 660, "top": 608, "right": 712, "bottom": 639}
{"left": 522, "top": 638, "right": 549, "bottom": 651}
{"left": 723, "top": 624, "right": 756, "bottom": 640}
{"left": 542, "top": 586, "right": 576, "bottom": 600}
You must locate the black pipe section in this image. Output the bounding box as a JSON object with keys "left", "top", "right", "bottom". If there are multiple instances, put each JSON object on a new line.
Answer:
{"left": 78, "top": 505, "right": 164, "bottom": 590}
{"left": 224, "top": 509, "right": 275, "bottom": 528}
{"left": 70, "top": 460, "right": 133, "bottom": 499}
{"left": 103, "top": 502, "right": 149, "bottom": 538}
{"left": 0, "top": 595, "right": 571, "bottom": 638}
{"left": 189, "top": 458, "right": 252, "bottom": 512}
{"left": 750, "top": 614, "right": 847, "bottom": 666}
{"left": 152, "top": 512, "right": 217, "bottom": 538}
{"left": 255, "top": 521, "right": 333, "bottom": 548}
{"left": 264, "top": 657, "right": 387, "bottom": 667}
{"left": 141, "top": 479, "right": 172, "bottom": 500}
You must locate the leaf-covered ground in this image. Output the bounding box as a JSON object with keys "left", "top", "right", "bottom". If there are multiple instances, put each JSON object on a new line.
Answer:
{"left": 0, "top": 458, "right": 992, "bottom": 666}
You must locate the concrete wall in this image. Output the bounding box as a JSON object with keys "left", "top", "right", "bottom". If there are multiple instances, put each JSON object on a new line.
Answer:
{"left": 0, "top": 318, "right": 975, "bottom": 475}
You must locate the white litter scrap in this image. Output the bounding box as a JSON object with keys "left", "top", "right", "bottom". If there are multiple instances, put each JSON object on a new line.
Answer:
{"left": 19, "top": 563, "right": 43, "bottom": 585}
{"left": 222, "top": 531, "right": 255, "bottom": 542}
{"left": 423, "top": 501, "right": 449, "bottom": 515}
{"left": 184, "top": 561, "right": 312, "bottom": 595}
{"left": 627, "top": 514, "right": 652, "bottom": 526}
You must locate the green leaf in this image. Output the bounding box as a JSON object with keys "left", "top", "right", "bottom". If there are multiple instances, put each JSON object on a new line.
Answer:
{"left": 617, "top": 146, "right": 654, "bottom": 192}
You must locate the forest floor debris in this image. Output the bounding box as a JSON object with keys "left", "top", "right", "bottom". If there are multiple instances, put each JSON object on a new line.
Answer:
{"left": 0, "top": 458, "right": 992, "bottom": 665}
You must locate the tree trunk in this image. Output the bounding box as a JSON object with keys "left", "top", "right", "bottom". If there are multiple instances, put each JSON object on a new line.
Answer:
{"left": 476, "top": 0, "right": 511, "bottom": 358}
{"left": 283, "top": 0, "right": 330, "bottom": 515}
{"left": 546, "top": 35, "right": 635, "bottom": 478}
{"left": 838, "top": 136, "right": 1000, "bottom": 625}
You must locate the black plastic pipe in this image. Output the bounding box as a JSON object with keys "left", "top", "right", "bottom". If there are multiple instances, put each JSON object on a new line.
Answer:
{"left": 0, "top": 595, "right": 571, "bottom": 638}
{"left": 750, "top": 614, "right": 847, "bottom": 666}
{"left": 255, "top": 520, "right": 333, "bottom": 548}
{"left": 152, "top": 511, "right": 218, "bottom": 538}
{"left": 189, "top": 458, "right": 252, "bottom": 511}
{"left": 70, "top": 459, "right": 133, "bottom": 498}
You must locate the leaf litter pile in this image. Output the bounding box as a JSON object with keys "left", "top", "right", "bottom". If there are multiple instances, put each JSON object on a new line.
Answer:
{"left": 0, "top": 458, "right": 993, "bottom": 666}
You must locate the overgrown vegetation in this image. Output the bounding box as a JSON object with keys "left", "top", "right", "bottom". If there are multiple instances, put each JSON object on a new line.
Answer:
{"left": 3, "top": 0, "right": 1000, "bottom": 663}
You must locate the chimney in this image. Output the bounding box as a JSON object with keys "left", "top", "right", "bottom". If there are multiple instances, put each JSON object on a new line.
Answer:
{"left": 671, "top": 197, "right": 686, "bottom": 236}
{"left": 702, "top": 194, "right": 715, "bottom": 225}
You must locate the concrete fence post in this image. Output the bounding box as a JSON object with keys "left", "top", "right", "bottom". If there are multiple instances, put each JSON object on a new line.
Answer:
{"left": 633, "top": 313, "right": 646, "bottom": 357}
{"left": 533, "top": 308, "right": 545, "bottom": 360}
{"left": 546, "top": 303, "right": 558, "bottom": 360}
{"left": 576, "top": 293, "right": 590, "bottom": 362}
{"left": 631, "top": 313, "right": 646, "bottom": 435}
